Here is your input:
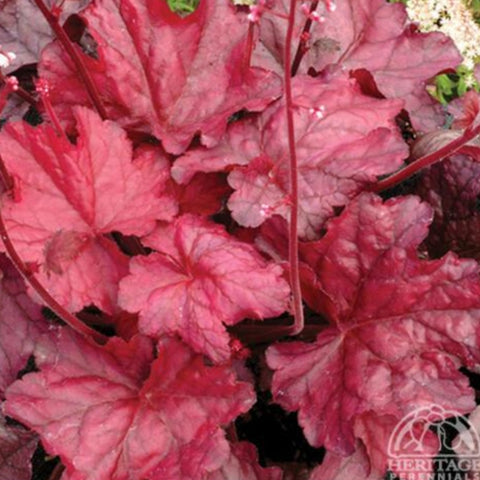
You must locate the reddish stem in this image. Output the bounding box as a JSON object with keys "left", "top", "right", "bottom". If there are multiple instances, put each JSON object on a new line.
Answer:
{"left": 0, "top": 157, "right": 107, "bottom": 344}
{"left": 243, "top": 22, "right": 255, "bottom": 72}
{"left": 33, "top": 0, "right": 108, "bottom": 120}
{"left": 36, "top": 80, "right": 67, "bottom": 139}
{"left": 291, "top": 0, "right": 319, "bottom": 76}
{"left": 0, "top": 155, "right": 13, "bottom": 192}
{"left": 0, "top": 72, "right": 38, "bottom": 108}
{"left": 372, "top": 123, "right": 480, "bottom": 192}
{"left": 284, "top": 0, "right": 304, "bottom": 336}
{"left": 0, "top": 212, "right": 108, "bottom": 344}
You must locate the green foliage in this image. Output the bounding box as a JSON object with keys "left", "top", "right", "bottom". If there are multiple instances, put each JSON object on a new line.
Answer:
{"left": 467, "top": 0, "right": 480, "bottom": 23}
{"left": 167, "top": 0, "right": 199, "bottom": 13}
{"left": 433, "top": 65, "right": 480, "bottom": 104}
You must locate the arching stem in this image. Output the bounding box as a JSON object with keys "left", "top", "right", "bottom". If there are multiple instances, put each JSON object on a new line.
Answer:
{"left": 33, "top": 0, "right": 108, "bottom": 120}
{"left": 285, "top": 0, "right": 304, "bottom": 336}
{"left": 291, "top": 0, "right": 319, "bottom": 76}
{"left": 372, "top": 123, "right": 480, "bottom": 192}
{"left": 0, "top": 156, "right": 108, "bottom": 345}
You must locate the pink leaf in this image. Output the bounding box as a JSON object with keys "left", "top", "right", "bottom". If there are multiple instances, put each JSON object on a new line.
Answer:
{"left": 354, "top": 412, "right": 438, "bottom": 479}
{"left": 449, "top": 90, "right": 480, "bottom": 130}
{"left": 173, "top": 172, "right": 231, "bottom": 216}
{"left": 309, "top": 443, "right": 380, "bottom": 480}
{"left": 415, "top": 155, "right": 480, "bottom": 261}
{"left": 206, "top": 442, "right": 283, "bottom": 480}
{"left": 172, "top": 117, "right": 263, "bottom": 184}
{"left": 267, "top": 193, "right": 480, "bottom": 455}
{"left": 119, "top": 214, "right": 290, "bottom": 362}
{"left": 0, "top": 254, "right": 45, "bottom": 397}
{"left": 0, "top": 415, "right": 38, "bottom": 480}
{"left": 39, "top": 0, "right": 282, "bottom": 154}
{"left": 0, "top": 0, "right": 90, "bottom": 74}
{"left": 254, "top": 0, "right": 461, "bottom": 130}
{"left": 4, "top": 329, "right": 255, "bottom": 480}
{"left": 0, "top": 107, "right": 176, "bottom": 313}
{"left": 228, "top": 74, "right": 407, "bottom": 238}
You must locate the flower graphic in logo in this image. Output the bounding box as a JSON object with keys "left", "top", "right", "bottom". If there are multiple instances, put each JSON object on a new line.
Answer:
{"left": 388, "top": 404, "right": 480, "bottom": 459}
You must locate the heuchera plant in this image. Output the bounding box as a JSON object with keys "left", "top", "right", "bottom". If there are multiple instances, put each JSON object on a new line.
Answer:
{"left": 1, "top": 0, "right": 480, "bottom": 478}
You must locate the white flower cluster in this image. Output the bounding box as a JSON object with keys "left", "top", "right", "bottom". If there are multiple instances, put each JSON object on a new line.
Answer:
{"left": 406, "top": 0, "right": 480, "bottom": 72}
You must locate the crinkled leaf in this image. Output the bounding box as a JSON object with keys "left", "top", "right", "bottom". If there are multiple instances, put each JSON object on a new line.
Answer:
{"left": 0, "top": 107, "right": 175, "bottom": 312}
{"left": 354, "top": 412, "right": 438, "bottom": 479}
{"left": 449, "top": 90, "right": 480, "bottom": 130}
{"left": 411, "top": 90, "right": 480, "bottom": 162}
{"left": 173, "top": 172, "right": 231, "bottom": 216}
{"left": 0, "top": 254, "right": 45, "bottom": 397}
{"left": 0, "top": 0, "right": 90, "bottom": 74}
{"left": 39, "top": 0, "right": 281, "bottom": 154}
{"left": 119, "top": 214, "right": 290, "bottom": 362}
{"left": 4, "top": 329, "right": 255, "bottom": 480}
{"left": 411, "top": 130, "right": 480, "bottom": 162}
{"left": 0, "top": 415, "right": 38, "bottom": 480}
{"left": 254, "top": 0, "right": 461, "bottom": 130}
{"left": 228, "top": 74, "right": 407, "bottom": 239}
{"left": 0, "top": 92, "right": 29, "bottom": 126}
{"left": 267, "top": 193, "right": 480, "bottom": 456}
{"left": 416, "top": 155, "right": 480, "bottom": 260}
{"left": 206, "top": 442, "right": 283, "bottom": 480}
{"left": 172, "top": 117, "right": 262, "bottom": 184}
{"left": 309, "top": 443, "right": 379, "bottom": 480}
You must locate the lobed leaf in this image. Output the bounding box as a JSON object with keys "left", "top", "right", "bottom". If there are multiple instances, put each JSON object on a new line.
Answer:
{"left": 4, "top": 329, "right": 255, "bottom": 480}
{"left": 267, "top": 193, "right": 480, "bottom": 465}
{"left": 0, "top": 416, "right": 38, "bottom": 480}
{"left": 254, "top": 0, "right": 461, "bottom": 130}
{"left": 0, "top": 254, "right": 45, "bottom": 398}
{"left": 39, "top": 0, "right": 282, "bottom": 154}
{"left": 119, "top": 214, "right": 290, "bottom": 362}
{"left": 0, "top": 107, "right": 175, "bottom": 312}
{"left": 228, "top": 74, "right": 407, "bottom": 239}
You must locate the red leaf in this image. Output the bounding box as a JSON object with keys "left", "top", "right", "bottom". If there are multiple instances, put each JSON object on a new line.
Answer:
{"left": 0, "top": 416, "right": 38, "bottom": 480}
{"left": 416, "top": 155, "right": 480, "bottom": 260}
{"left": 39, "top": 0, "right": 282, "bottom": 154}
{"left": 119, "top": 214, "right": 290, "bottom": 362}
{"left": 173, "top": 172, "right": 231, "bottom": 216}
{"left": 0, "top": 107, "right": 175, "bottom": 313}
{"left": 4, "top": 329, "right": 255, "bottom": 480}
{"left": 0, "top": 0, "right": 90, "bottom": 74}
{"left": 254, "top": 0, "right": 461, "bottom": 130}
{"left": 228, "top": 74, "right": 407, "bottom": 239}
{"left": 411, "top": 92, "right": 480, "bottom": 161}
{"left": 206, "top": 442, "right": 283, "bottom": 480}
{"left": 309, "top": 443, "right": 380, "bottom": 480}
{"left": 0, "top": 254, "right": 45, "bottom": 397}
{"left": 266, "top": 193, "right": 480, "bottom": 456}
{"left": 449, "top": 90, "right": 480, "bottom": 130}
{"left": 172, "top": 117, "right": 262, "bottom": 184}
{"left": 354, "top": 412, "right": 438, "bottom": 479}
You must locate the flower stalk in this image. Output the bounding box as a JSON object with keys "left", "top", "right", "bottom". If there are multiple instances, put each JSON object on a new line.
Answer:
{"left": 373, "top": 123, "right": 480, "bottom": 192}
{"left": 285, "top": 0, "right": 304, "bottom": 335}
{"left": 33, "top": 0, "right": 108, "bottom": 120}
